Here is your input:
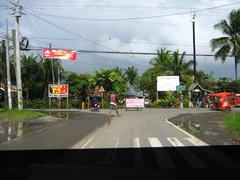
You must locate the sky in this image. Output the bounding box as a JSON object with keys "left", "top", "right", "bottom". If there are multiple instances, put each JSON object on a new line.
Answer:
{"left": 0, "top": 0, "right": 240, "bottom": 80}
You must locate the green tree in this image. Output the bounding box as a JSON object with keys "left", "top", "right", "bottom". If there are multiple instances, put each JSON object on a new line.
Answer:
{"left": 124, "top": 66, "right": 138, "bottom": 89}
{"left": 21, "top": 55, "right": 42, "bottom": 100}
{"left": 150, "top": 48, "right": 171, "bottom": 67}
{"left": 211, "top": 9, "right": 240, "bottom": 81}
{"left": 89, "top": 68, "right": 127, "bottom": 94}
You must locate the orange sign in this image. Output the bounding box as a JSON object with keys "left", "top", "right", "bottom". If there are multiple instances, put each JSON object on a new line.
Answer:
{"left": 48, "top": 84, "right": 68, "bottom": 97}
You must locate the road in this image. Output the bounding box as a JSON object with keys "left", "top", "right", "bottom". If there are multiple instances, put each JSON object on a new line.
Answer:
{"left": 72, "top": 108, "right": 211, "bottom": 149}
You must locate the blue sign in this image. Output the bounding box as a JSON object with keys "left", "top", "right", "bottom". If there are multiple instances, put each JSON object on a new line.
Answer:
{"left": 176, "top": 85, "right": 186, "bottom": 91}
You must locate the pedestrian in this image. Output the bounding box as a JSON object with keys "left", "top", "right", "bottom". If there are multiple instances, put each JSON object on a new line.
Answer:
{"left": 179, "top": 94, "right": 184, "bottom": 109}
{"left": 109, "top": 91, "right": 120, "bottom": 117}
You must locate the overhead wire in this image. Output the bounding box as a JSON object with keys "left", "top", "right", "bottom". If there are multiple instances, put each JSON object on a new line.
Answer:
{"left": 24, "top": 2, "right": 240, "bottom": 22}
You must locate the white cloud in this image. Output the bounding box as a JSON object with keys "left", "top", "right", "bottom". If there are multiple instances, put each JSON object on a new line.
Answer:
{"left": 0, "top": 0, "right": 239, "bottom": 79}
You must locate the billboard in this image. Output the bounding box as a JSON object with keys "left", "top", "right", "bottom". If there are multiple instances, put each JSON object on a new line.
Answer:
{"left": 42, "top": 48, "right": 77, "bottom": 60}
{"left": 157, "top": 76, "right": 179, "bottom": 91}
{"left": 126, "top": 98, "right": 144, "bottom": 108}
{"left": 48, "top": 84, "right": 69, "bottom": 97}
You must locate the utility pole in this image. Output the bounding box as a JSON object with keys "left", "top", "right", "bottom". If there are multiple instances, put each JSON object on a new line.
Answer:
{"left": 49, "top": 43, "right": 55, "bottom": 84}
{"left": 13, "top": 0, "right": 23, "bottom": 109}
{"left": 192, "top": 13, "right": 196, "bottom": 82}
{"left": 5, "top": 18, "right": 12, "bottom": 109}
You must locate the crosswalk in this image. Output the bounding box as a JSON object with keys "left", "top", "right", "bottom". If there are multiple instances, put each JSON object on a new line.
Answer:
{"left": 72, "top": 136, "right": 205, "bottom": 149}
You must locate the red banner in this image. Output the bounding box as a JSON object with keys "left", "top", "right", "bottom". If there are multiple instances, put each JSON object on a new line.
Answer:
{"left": 42, "top": 48, "right": 77, "bottom": 60}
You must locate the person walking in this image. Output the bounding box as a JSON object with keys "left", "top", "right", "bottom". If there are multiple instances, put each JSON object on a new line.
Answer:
{"left": 179, "top": 94, "right": 184, "bottom": 109}
{"left": 109, "top": 91, "right": 120, "bottom": 117}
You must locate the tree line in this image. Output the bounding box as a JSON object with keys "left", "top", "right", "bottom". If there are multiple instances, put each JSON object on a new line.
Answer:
{"left": 0, "top": 9, "right": 240, "bottom": 108}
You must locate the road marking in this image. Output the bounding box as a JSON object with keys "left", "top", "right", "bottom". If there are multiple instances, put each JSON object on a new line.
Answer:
{"left": 185, "top": 137, "right": 208, "bottom": 146}
{"left": 165, "top": 116, "right": 208, "bottom": 146}
{"left": 167, "top": 137, "right": 185, "bottom": 147}
{"left": 148, "top": 137, "right": 163, "bottom": 147}
{"left": 80, "top": 137, "right": 94, "bottom": 149}
{"left": 114, "top": 137, "right": 120, "bottom": 148}
{"left": 133, "top": 137, "right": 140, "bottom": 148}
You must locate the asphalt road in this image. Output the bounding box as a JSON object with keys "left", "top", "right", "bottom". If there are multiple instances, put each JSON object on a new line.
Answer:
{"left": 0, "top": 111, "right": 109, "bottom": 150}
{"left": 72, "top": 108, "right": 212, "bottom": 149}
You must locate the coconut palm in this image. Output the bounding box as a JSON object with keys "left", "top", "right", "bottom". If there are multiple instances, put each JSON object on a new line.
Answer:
{"left": 124, "top": 66, "right": 138, "bottom": 90}
{"left": 210, "top": 9, "right": 240, "bottom": 81}
{"left": 150, "top": 48, "right": 172, "bottom": 68}
{"left": 21, "top": 55, "right": 42, "bottom": 100}
{"left": 171, "top": 50, "right": 193, "bottom": 78}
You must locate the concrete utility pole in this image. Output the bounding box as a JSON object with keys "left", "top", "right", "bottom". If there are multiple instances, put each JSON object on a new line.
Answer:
{"left": 5, "top": 18, "right": 12, "bottom": 109}
{"left": 13, "top": 0, "right": 23, "bottom": 109}
{"left": 49, "top": 43, "right": 55, "bottom": 84}
{"left": 192, "top": 13, "right": 196, "bottom": 82}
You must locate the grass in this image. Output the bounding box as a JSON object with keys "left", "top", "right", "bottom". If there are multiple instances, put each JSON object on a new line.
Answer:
{"left": 224, "top": 112, "right": 240, "bottom": 135}
{"left": 0, "top": 109, "right": 46, "bottom": 122}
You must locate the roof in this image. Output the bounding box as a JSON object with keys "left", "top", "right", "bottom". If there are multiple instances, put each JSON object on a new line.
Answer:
{"left": 208, "top": 92, "right": 234, "bottom": 97}
{"left": 188, "top": 83, "right": 213, "bottom": 93}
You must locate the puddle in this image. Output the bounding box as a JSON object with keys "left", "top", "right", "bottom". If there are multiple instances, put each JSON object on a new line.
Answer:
{"left": 0, "top": 112, "right": 70, "bottom": 144}
{"left": 169, "top": 112, "right": 240, "bottom": 145}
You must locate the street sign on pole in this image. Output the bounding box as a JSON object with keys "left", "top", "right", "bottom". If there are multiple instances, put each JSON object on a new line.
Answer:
{"left": 176, "top": 85, "right": 186, "bottom": 91}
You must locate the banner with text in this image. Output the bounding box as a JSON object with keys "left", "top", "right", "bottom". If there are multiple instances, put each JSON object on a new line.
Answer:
{"left": 42, "top": 48, "right": 77, "bottom": 60}
{"left": 48, "top": 84, "right": 69, "bottom": 97}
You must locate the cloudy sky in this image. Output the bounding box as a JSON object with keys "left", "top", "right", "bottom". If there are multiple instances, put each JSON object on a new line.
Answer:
{"left": 0, "top": 0, "right": 240, "bottom": 80}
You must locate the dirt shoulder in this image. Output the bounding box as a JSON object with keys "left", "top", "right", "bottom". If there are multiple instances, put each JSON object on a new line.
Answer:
{"left": 168, "top": 111, "right": 240, "bottom": 145}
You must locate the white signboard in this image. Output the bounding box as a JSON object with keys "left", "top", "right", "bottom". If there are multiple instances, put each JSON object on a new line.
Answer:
{"left": 157, "top": 76, "right": 179, "bottom": 91}
{"left": 126, "top": 98, "right": 145, "bottom": 108}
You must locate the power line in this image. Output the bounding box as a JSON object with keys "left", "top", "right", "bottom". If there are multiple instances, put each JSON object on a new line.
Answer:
{"left": 24, "top": 2, "right": 240, "bottom": 21}
{"left": 27, "top": 36, "right": 210, "bottom": 48}
{"left": 24, "top": 11, "right": 147, "bottom": 62}
{"left": 26, "top": 47, "right": 234, "bottom": 58}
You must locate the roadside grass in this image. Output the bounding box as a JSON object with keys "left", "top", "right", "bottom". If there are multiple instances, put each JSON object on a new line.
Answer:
{"left": 224, "top": 112, "right": 240, "bottom": 135}
{"left": 0, "top": 109, "right": 46, "bottom": 122}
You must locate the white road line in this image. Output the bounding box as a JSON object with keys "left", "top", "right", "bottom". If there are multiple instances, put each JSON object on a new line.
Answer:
{"left": 80, "top": 137, "right": 94, "bottom": 149}
{"left": 114, "top": 137, "right": 120, "bottom": 148}
{"left": 167, "top": 137, "right": 185, "bottom": 147}
{"left": 133, "top": 137, "right": 140, "bottom": 148}
{"left": 165, "top": 116, "right": 208, "bottom": 146}
{"left": 148, "top": 137, "right": 163, "bottom": 147}
{"left": 185, "top": 137, "right": 208, "bottom": 146}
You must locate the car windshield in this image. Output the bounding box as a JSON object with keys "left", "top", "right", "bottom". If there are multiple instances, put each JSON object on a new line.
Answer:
{"left": 1, "top": 0, "right": 240, "bottom": 174}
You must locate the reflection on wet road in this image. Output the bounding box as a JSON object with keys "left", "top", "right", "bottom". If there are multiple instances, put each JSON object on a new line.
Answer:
{"left": 0, "top": 112, "right": 69, "bottom": 144}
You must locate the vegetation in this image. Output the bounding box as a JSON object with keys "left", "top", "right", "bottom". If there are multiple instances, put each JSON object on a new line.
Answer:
{"left": 211, "top": 9, "right": 240, "bottom": 81}
{"left": 0, "top": 109, "right": 45, "bottom": 122}
{"left": 224, "top": 112, "right": 240, "bottom": 135}
{"left": 0, "top": 9, "right": 239, "bottom": 109}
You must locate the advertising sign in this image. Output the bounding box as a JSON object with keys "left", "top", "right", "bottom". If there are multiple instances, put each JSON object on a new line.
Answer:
{"left": 42, "top": 48, "right": 77, "bottom": 60}
{"left": 48, "top": 84, "right": 69, "bottom": 97}
{"left": 126, "top": 98, "right": 144, "bottom": 108}
{"left": 157, "top": 76, "right": 179, "bottom": 91}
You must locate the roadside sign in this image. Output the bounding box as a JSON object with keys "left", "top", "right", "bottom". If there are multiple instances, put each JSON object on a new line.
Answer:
{"left": 42, "top": 48, "right": 77, "bottom": 60}
{"left": 48, "top": 84, "right": 69, "bottom": 97}
{"left": 176, "top": 85, "right": 186, "bottom": 91}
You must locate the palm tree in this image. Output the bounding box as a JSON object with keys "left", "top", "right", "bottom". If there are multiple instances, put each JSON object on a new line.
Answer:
{"left": 21, "top": 55, "right": 41, "bottom": 100}
{"left": 124, "top": 66, "right": 138, "bottom": 90}
{"left": 150, "top": 48, "right": 172, "bottom": 68}
{"left": 210, "top": 9, "right": 240, "bottom": 81}
{"left": 171, "top": 50, "right": 193, "bottom": 78}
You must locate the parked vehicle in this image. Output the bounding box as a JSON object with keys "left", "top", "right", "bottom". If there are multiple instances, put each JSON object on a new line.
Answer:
{"left": 235, "top": 94, "right": 240, "bottom": 107}
{"left": 208, "top": 92, "right": 236, "bottom": 111}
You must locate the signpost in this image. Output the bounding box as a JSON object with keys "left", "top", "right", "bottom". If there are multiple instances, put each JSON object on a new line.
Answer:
{"left": 98, "top": 86, "right": 105, "bottom": 109}
{"left": 48, "top": 84, "right": 69, "bottom": 109}
{"left": 176, "top": 85, "right": 186, "bottom": 91}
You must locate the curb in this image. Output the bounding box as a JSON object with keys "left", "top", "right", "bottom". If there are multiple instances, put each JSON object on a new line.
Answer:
{"left": 165, "top": 115, "right": 208, "bottom": 146}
